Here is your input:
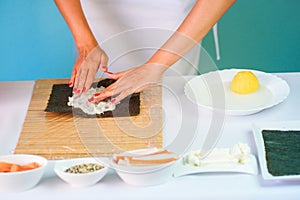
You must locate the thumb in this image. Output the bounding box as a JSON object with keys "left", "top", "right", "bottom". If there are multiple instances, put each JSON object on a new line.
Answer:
{"left": 106, "top": 71, "right": 125, "bottom": 80}
{"left": 99, "top": 53, "right": 108, "bottom": 72}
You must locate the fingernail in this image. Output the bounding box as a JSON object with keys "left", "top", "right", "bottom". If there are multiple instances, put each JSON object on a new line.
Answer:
{"left": 88, "top": 97, "right": 94, "bottom": 102}
{"left": 69, "top": 82, "right": 73, "bottom": 87}
{"left": 94, "top": 93, "right": 101, "bottom": 97}
{"left": 77, "top": 90, "right": 81, "bottom": 94}
{"left": 73, "top": 88, "right": 77, "bottom": 92}
{"left": 111, "top": 98, "right": 116, "bottom": 104}
{"left": 106, "top": 71, "right": 113, "bottom": 74}
{"left": 83, "top": 87, "right": 86, "bottom": 92}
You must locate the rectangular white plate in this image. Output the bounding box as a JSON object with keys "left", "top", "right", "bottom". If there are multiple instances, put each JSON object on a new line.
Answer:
{"left": 173, "top": 155, "right": 258, "bottom": 178}
{"left": 252, "top": 120, "right": 300, "bottom": 181}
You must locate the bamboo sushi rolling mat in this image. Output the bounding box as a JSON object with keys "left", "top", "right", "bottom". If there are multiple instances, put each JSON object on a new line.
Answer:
{"left": 14, "top": 79, "right": 162, "bottom": 160}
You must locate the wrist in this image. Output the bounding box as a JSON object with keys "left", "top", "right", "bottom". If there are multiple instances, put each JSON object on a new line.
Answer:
{"left": 143, "top": 62, "right": 169, "bottom": 75}
{"left": 145, "top": 50, "right": 180, "bottom": 70}
{"left": 76, "top": 39, "right": 99, "bottom": 58}
{"left": 76, "top": 37, "right": 98, "bottom": 52}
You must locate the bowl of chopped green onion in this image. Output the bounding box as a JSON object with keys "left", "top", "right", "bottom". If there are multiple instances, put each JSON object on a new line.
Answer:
{"left": 54, "top": 157, "right": 108, "bottom": 187}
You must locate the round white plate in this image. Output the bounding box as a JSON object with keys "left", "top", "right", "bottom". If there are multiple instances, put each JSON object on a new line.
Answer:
{"left": 184, "top": 69, "right": 290, "bottom": 115}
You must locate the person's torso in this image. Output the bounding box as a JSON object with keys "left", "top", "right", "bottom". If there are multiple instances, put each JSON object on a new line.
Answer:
{"left": 80, "top": 0, "right": 199, "bottom": 74}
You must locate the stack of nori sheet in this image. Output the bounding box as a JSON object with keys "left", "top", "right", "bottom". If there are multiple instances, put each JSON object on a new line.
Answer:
{"left": 45, "top": 79, "right": 140, "bottom": 118}
{"left": 262, "top": 130, "right": 300, "bottom": 176}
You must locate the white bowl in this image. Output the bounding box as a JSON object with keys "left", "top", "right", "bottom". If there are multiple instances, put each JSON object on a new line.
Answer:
{"left": 109, "top": 148, "right": 179, "bottom": 186}
{"left": 0, "top": 154, "right": 48, "bottom": 192}
{"left": 54, "top": 157, "right": 108, "bottom": 187}
{"left": 113, "top": 161, "right": 178, "bottom": 186}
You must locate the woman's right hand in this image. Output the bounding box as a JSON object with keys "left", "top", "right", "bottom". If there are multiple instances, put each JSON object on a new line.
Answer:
{"left": 71, "top": 45, "right": 108, "bottom": 95}
{"left": 54, "top": 0, "right": 109, "bottom": 94}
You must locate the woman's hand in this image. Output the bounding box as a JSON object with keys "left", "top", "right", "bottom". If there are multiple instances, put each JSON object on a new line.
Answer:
{"left": 89, "top": 63, "right": 168, "bottom": 103}
{"left": 71, "top": 45, "right": 108, "bottom": 95}
{"left": 54, "top": 0, "right": 107, "bottom": 94}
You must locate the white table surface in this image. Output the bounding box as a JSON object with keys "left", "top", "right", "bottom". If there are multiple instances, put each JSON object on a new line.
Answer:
{"left": 0, "top": 73, "right": 300, "bottom": 200}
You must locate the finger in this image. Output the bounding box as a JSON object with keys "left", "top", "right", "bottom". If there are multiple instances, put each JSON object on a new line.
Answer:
{"left": 84, "top": 58, "right": 99, "bottom": 92}
{"left": 99, "top": 53, "right": 108, "bottom": 72}
{"left": 106, "top": 71, "right": 126, "bottom": 80}
{"left": 74, "top": 68, "right": 88, "bottom": 95}
{"left": 71, "top": 56, "right": 84, "bottom": 90}
{"left": 83, "top": 69, "right": 96, "bottom": 92}
{"left": 91, "top": 82, "right": 124, "bottom": 102}
{"left": 100, "top": 66, "right": 108, "bottom": 73}
{"left": 70, "top": 69, "right": 76, "bottom": 88}
{"left": 73, "top": 72, "right": 80, "bottom": 93}
{"left": 70, "top": 60, "right": 81, "bottom": 88}
{"left": 111, "top": 88, "right": 134, "bottom": 104}
{"left": 106, "top": 72, "right": 117, "bottom": 80}
{"left": 92, "top": 90, "right": 115, "bottom": 102}
{"left": 89, "top": 77, "right": 149, "bottom": 103}
{"left": 93, "top": 86, "right": 119, "bottom": 102}
{"left": 103, "top": 78, "right": 132, "bottom": 95}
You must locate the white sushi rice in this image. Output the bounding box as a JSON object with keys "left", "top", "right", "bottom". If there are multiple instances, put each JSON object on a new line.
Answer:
{"left": 67, "top": 87, "right": 116, "bottom": 115}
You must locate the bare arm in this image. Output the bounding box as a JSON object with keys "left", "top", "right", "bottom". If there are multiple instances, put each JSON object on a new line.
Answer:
{"left": 54, "top": 0, "right": 108, "bottom": 93}
{"left": 92, "top": 0, "right": 236, "bottom": 103}
{"left": 54, "top": 0, "right": 97, "bottom": 51}
{"left": 146, "top": 0, "right": 236, "bottom": 68}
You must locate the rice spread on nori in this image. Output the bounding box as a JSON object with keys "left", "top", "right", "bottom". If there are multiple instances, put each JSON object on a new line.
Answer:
{"left": 45, "top": 79, "right": 140, "bottom": 118}
{"left": 262, "top": 130, "right": 300, "bottom": 176}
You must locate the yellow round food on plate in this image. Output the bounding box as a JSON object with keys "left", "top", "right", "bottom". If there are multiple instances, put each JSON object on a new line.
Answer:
{"left": 231, "top": 71, "right": 260, "bottom": 94}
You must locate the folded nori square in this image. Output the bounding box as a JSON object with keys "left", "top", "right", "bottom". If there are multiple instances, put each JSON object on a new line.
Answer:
{"left": 45, "top": 79, "right": 140, "bottom": 118}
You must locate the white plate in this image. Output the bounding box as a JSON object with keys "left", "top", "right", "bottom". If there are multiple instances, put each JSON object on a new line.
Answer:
{"left": 184, "top": 69, "right": 290, "bottom": 115}
{"left": 173, "top": 155, "right": 258, "bottom": 177}
{"left": 252, "top": 120, "right": 300, "bottom": 181}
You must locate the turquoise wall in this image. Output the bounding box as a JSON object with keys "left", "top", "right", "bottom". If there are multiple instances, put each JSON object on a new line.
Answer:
{"left": 0, "top": 0, "right": 299, "bottom": 81}
{"left": 200, "top": 0, "right": 300, "bottom": 74}
{"left": 0, "top": 0, "right": 74, "bottom": 81}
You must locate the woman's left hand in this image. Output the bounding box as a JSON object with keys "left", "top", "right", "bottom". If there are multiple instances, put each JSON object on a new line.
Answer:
{"left": 89, "top": 63, "right": 168, "bottom": 103}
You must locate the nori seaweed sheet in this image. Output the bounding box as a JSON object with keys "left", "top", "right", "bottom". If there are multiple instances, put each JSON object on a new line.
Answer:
{"left": 262, "top": 130, "right": 300, "bottom": 176}
{"left": 44, "top": 79, "right": 140, "bottom": 118}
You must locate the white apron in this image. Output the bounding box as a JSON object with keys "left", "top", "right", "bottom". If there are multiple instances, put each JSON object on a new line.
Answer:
{"left": 80, "top": 0, "right": 217, "bottom": 76}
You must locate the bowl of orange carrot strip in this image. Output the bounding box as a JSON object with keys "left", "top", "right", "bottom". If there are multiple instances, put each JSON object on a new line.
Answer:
{"left": 0, "top": 154, "right": 47, "bottom": 192}
{"left": 111, "top": 148, "right": 179, "bottom": 186}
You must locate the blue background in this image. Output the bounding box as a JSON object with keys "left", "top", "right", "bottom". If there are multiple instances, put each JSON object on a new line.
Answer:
{"left": 0, "top": 0, "right": 299, "bottom": 81}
